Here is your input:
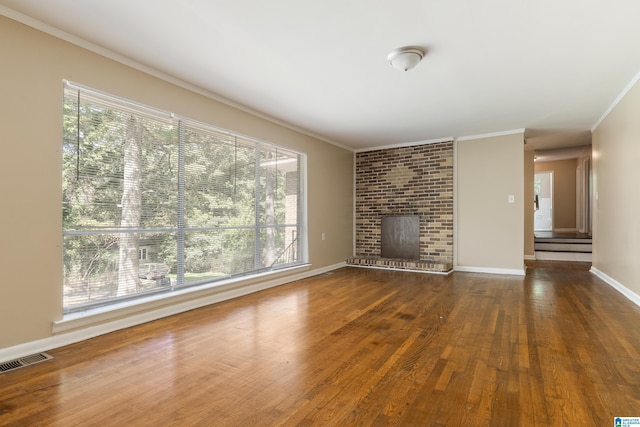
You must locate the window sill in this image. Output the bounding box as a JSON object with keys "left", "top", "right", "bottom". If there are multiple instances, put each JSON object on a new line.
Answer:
{"left": 53, "top": 263, "right": 311, "bottom": 334}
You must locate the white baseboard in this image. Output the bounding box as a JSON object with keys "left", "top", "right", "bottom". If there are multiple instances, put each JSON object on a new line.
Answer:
{"left": 524, "top": 254, "right": 536, "bottom": 261}
{"left": 454, "top": 266, "right": 526, "bottom": 276}
{"left": 590, "top": 267, "right": 640, "bottom": 308}
{"left": 554, "top": 228, "right": 578, "bottom": 233}
{"left": 0, "top": 262, "right": 346, "bottom": 364}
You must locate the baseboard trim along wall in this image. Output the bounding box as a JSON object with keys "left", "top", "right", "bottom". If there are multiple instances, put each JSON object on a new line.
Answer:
{"left": 0, "top": 262, "right": 346, "bottom": 364}
{"left": 454, "top": 266, "right": 526, "bottom": 276}
{"left": 590, "top": 267, "right": 640, "bottom": 308}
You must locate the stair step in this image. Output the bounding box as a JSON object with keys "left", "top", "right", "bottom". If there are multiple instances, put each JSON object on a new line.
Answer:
{"left": 535, "top": 251, "right": 592, "bottom": 262}
{"left": 534, "top": 242, "right": 592, "bottom": 253}
{"left": 534, "top": 237, "right": 592, "bottom": 244}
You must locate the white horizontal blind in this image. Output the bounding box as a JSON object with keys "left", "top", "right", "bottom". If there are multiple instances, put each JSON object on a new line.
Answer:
{"left": 62, "top": 83, "right": 304, "bottom": 312}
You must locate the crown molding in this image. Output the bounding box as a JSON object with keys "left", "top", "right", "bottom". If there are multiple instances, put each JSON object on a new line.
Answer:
{"left": 456, "top": 128, "right": 526, "bottom": 142}
{"left": 354, "top": 137, "right": 454, "bottom": 153}
{"left": 591, "top": 70, "right": 640, "bottom": 133}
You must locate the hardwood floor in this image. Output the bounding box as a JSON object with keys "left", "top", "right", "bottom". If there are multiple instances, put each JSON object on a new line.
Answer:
{"left": 2, "top": 261, "right": 640, "bottom": 426}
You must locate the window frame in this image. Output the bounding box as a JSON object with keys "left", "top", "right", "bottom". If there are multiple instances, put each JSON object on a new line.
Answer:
{"left": 62, "top": 81, "right": 308, "bottom": 313}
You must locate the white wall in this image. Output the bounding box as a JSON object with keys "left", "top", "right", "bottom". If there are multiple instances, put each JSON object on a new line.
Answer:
{"left": 456, "top": 132, "right": 525, "bottom": 274}
{"left": 591, "top": 77, "right": 640, "bottom": 298}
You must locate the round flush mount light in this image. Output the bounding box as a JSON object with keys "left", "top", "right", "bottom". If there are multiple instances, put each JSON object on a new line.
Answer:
{"left": 387, "top": 46, "right": 425, "bottom": 71}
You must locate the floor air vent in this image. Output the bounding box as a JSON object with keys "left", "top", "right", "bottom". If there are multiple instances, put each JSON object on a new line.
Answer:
{"left": 0, "top": 353, "right": 53, "bottom": 373}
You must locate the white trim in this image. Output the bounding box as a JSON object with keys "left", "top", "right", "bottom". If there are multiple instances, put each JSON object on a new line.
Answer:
{"left": 354, "top": 137, "right": 454, "bottom": 153}
{"left": 0, "top": 262, "right": 345, "bottom": 364}
{"left": 0, "top": 5, "right": 352, "bottom": 152}
{"left": 349, "top": 128, "right": 525, "bottom": 153}
{"left": 456, "top": 128, "right": 526, "bottom": 142}
{"left": 454, "top": 266, "right": 526, "bottom": 276}
{"left": 524, "top": 254, "right": 536, "bottom": 261}
{"left": 591, "top": 70, "right": 640, "bottom": 132}
{"left": 590, "top": 267, "right": 640, "bottom": 308}
{"left": 553, "top": 228, "right": 578, "bottom": 233}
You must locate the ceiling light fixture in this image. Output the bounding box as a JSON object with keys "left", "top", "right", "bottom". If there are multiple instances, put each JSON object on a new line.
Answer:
{"left": 387, "top": 46, "right": 425, "bottom": 71}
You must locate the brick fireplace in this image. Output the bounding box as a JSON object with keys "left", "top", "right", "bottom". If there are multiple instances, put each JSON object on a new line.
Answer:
{"left": 347, "top": 141, "right": 454, "bottom": 273}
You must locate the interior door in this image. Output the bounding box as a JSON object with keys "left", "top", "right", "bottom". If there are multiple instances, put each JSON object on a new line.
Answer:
{"left": 534, "top": 171, "right": 553, "bottom": 231}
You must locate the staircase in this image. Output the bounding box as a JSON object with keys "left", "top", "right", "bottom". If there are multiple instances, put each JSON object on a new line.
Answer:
{"left": 534, "top": 232, "right": 592, "bottom": 262}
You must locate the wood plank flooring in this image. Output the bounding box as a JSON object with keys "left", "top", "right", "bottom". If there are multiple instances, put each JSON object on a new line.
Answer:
{"left": 2, "top": 261, "right": 640, "bottom": 426}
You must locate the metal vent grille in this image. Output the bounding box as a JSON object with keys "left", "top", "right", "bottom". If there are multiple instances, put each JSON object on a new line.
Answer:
{"left": 0, "top": 353, "right": 53, "bottom": 373}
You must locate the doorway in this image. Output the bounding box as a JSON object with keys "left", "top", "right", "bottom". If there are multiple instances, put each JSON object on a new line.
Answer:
{"left": 534, "top": 171, "right": 553, "bottom": 231}
{"left": 576, "top": 157, "right": 592, "bottom": 235}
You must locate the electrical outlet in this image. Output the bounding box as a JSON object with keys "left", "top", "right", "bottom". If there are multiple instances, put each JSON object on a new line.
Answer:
{"left": 322, "top": 233, "right": 326, "bottom": 241}
{"left": 508, "top": 195, "right": 515, "bottom": 204}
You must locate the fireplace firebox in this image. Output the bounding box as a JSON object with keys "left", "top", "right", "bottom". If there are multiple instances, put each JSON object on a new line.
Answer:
{"left": 381, "top": 215, "right": 420, "bottom": 260}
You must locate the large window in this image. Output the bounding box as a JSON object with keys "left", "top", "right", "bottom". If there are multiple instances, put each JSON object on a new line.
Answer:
{"left": 62, "top": 82, "right": 305, "bottom": 313}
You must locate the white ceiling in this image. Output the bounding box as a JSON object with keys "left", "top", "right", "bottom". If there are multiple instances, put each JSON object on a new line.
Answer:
{"left": 2, "top": 0, "right": 640, "bottom": 151}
